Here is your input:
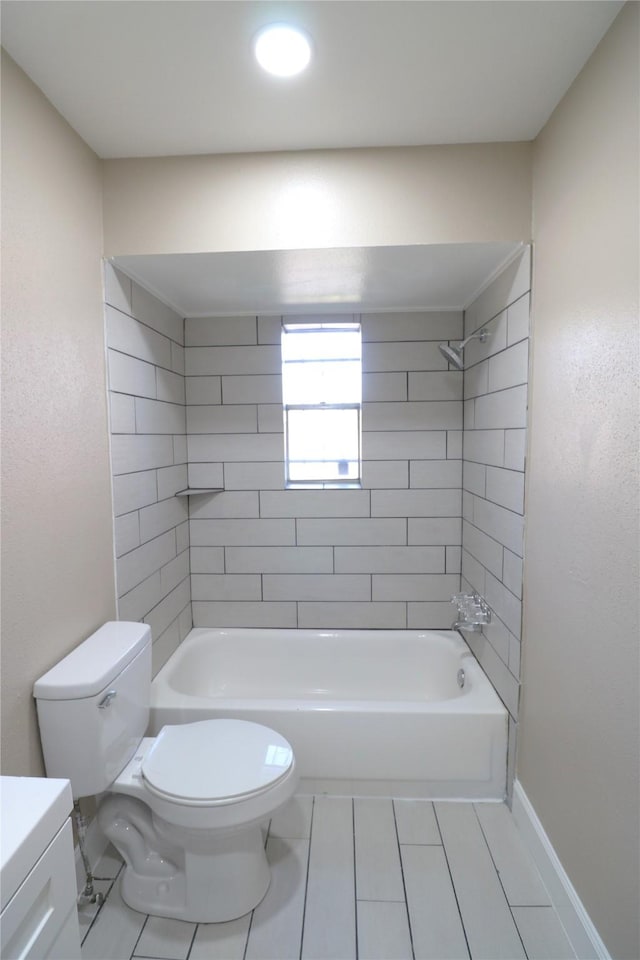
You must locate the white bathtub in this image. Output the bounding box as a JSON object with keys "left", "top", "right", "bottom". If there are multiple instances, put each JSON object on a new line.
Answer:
{"left": 150, "top": 628, "right": 507, "bottom": 799}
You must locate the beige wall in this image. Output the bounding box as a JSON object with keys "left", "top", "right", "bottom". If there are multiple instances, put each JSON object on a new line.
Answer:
{"left": 0, "top": 52, "right": 117, "bottom": 777}
{"left": 102, "top": 142, "right": 532, "bottom": 256}
{"left": 521, "top": 5, "right": 640, "bottom": 958}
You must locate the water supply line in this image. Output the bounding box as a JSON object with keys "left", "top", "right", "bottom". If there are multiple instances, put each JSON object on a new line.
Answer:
{"left": 74, "top": 801, "right": 106, "bottom": 907}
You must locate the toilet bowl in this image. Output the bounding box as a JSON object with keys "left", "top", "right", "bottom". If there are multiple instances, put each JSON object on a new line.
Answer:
{"left": 33, "top": 622, "right": 298, "bottom": 923}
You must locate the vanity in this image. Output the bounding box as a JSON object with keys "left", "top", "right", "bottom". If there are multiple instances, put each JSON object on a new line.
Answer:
{"left": 1, "top": 776, "right": 81, "bottom": 960}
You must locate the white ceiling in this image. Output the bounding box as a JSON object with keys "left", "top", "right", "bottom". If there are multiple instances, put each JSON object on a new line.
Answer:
{"left": 1, "top": 1, "right": 622, "bottom": 159}
{"left": 113, "top": 242, "right": 523, "bottom": 316}
{"left": 1, "top": 1, "right": 620, "bottom": 315}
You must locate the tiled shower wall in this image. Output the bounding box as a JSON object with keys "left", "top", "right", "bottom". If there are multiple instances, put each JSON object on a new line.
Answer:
{"left": 105, "top": 265, "right": 192, "bottom": 673}
{"left": 185, "top": 312, "right": 465, "bottom": 629}
{"left": 460, "top": 249, "right": 530, "bottom": 790}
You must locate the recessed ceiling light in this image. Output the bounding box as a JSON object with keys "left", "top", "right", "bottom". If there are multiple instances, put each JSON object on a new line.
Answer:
{"left": 254, "top": 24, "right": 312, "bottom": 77}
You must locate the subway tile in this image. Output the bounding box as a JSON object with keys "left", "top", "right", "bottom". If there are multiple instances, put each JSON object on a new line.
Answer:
{"left": 474, "top": 384, "right": 527, "bottom": 430}
{"left": 187, "top": 462, "right": 224, "bottom": 488}
{"left": 503, "top": 548, "right": 523, "bottom": 599}
{"left": 410, "top": 459, "right": 462, "bottom": 488}
{"left": 264, "top": 574, "right": 370, "bottom": 601}
{"left": 361, "top": 460, "right": 408, "bottom": 489}
{"left": 173, "top": 434, "right": 187, "bottom": 465}
{"left": 463, "top": 359, "right": 489, "bottom": 400}
{"left": 108, "top": 349, "right": 157, "bottom": 399}
{"left": 464, "top": 309, "right": 508, "bottom": 368}
{"left": 151, "top": 619, "right": 183, "bottom": 678}
{"left": 362, "top": 371, "right": 407, "bottom": 402}
{"left": 178, "top": 602, "right": 192, "bottom": 640}
{"left": 185, "top": 344, "right": 280, "bottom": 376}
{"left": 104, "top": 262, "right": 132, "bottom": 315}
{"left": 363, "top": 400, "right": 461, "bottom": 432}
{"left": 139, "top": 497, "right": 188, "bottom": 544}
{"left": 363, "top": 341, "right": 447, "bottom": 372}
{"left": 114, "top": 511, "right": 140, "bottom": 557}
{"left": 371, "top": 489, "right": 461, "bottom": 517}
{"left": 363, "top": 430, "right": 446, "bottom": 460}
{"left": 225, "top": 546, "right": 333, "bottom": 573}
{"left": 298, "top": 602, "right": 406, "bottom": 629}
{"left": 156, "top": 367, "right": 185, "bottom": 405}
{"left": 509, "top": 633, "right": 521, "bottom": 680}
{"left": 223, "top": 461, "right": 285, "bottom": 490}
{"left": 222, "top": 374, "right": 282, "bottom": 404}
{"left": 462, "top": 460, "right": 486, "bottom": 497}
{"left": 189, "top": 491, "right": 259, "bottom": 519}
{"left": 260, "top": 490, "right": 370, "bottom": 518}
{"left": 335, "top": 546, "right": 444, "bottom": 573}
{"left": 447, "top": 431, "right": 462, "bottom": 459}
{"left": 507, "top": 293, "right": 530, "bottom": 346}
{"left": 135, "top": 397, "right": 186, "bottom": 434}
{"left": 187, "top": 433, "right": 282, "bottom": 463}
{"left": 297, "top": 517, "right": 406, "bottom": 546}
{"left": 106, "top": 305, "right": 172, "bottom": 368}
{"left": 485, "top": 571, "right": 522, "bottom": 639}
{"left": 185, "top": 376, "right": 222, "bottom": 405}
{"left": 504, "top": 429, "right": 527, "bottom": 471}
{"left": 473, "top": 496, "right": 524, "bottom": 557}
{"left": 160, "top": 550, "right": 190, "bottom": 595}
{"left": 463, "top": 429, "right": 505, "bottom": 467}
{"left": 462, "top": 490, "right": 474, "bottom": 523}
{"left": 481, "top": 615, "right": 511, "bottom": 667}
{"left": 361, "top": 311, "right": 462, "bottom": 342}
{"left": 170, "top": 342, "right": 185, "bottom": 375}
{"left": 131, "top": 282, "right": 184, "bottom": 345}
{"left": 117, "top": 530, "right": 176, "bottom": 595}
{"left": 464, "top": 398, "right": 475, "bottom": 430}
{"left": 185, "top": 315, "right": 257, "bottom": 346}
{"left": 464, "top": 632, "right": 520, "bottom": 718}
{"left": 488, "top": 340, "right": 529, "bottom": 393}
{"left": 192, "top": 601, "right": 297, "bottom": 628}
{"left": 462, "top": 519, "right": 503, "bottom": 579}
{"left": 461, "top": 549, "right": 486, "bottom": 597}
{"left": 486, "top": 466, "right": 525, "bottom": 514}
{"left": 175, "top": 519, "right": 190, "bottom": 556}
{"left": 157, "top": 464, "right": 188, "bottom": 501}
{"left": 187, "top": 404, "right": 257, "bottom": 434}
{"left": 118, "top": 571, "right": 162, "bottom": 621}
{"left": 408, "top": 370, "right": 463, "bottom": 401}
{"left": 145, "top": 579, "right": 191, "bottom": 642}
{"left": 372, "top": 573, "right": 459, "bottom": 601}
{"left": 191, "top": 574, "right": 262, "bottom": 601}
{"left": 111, "top": 434, "right": 175, "bottom": 475}
{"left": 445, "top": 545, "right": 461, "bottom": 573}
{"left": 190, "top": 518, "right": 295, "bottom": 546}
{"left": 464, "top": 248, "right": 530, "bottom": 339}
{"left": 109, "top": 393, "right": 136, "bottom": 434}
{"left": 407, "top": 601, "right": 458, "bottom": 629}
{"left": 113, "top": 470, "right": 157, "bottom": 517}
{"left": 408, "top": 518, "right": 461, "bottom": 545}
{"left": 257, "top": 315, "right": 282, "bottom": 344}
{"left": 189, "top": 547, "right": 225, "bottom": 573}
{"left": 257, "top": 404, "right": 283, "bottom": 433}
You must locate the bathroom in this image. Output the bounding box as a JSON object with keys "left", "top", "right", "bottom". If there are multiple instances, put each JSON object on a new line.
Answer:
{"left": 1, "top": 3, "right": 638, "bottom": 959}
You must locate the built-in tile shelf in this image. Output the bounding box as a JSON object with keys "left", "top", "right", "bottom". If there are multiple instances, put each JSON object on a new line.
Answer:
{"left": 175, "top": 489, "right": 223, "bottom": 497}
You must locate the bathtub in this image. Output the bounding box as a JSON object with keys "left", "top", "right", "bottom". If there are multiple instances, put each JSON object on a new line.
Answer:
{"left": 149, "top": 628, "right": 507, "bottom": 800}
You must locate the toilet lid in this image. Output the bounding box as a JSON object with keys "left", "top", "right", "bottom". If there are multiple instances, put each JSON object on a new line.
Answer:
{"left": 141, "top": 719, "right": 294, "bottom": 805}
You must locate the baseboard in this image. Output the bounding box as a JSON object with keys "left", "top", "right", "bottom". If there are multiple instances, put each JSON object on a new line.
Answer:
{"left": 512, "top": 780, "right": 611, "bottom": 960}
{"left": 74, "top": 814, "right": 109, "bottom": 895}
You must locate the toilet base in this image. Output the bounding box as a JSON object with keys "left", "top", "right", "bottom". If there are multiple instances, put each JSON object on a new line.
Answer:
{"left": 120, "top": 823, "right": 271, "bottom": 922}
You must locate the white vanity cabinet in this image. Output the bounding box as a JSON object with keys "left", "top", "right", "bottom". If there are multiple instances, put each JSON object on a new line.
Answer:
{"left": 1, "top": 777, "right": 81, "bottom": 960}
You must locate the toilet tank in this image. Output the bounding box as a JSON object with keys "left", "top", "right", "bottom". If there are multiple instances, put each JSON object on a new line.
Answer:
{"left": 33, "top": 622, "right": 152, "bottom": 799}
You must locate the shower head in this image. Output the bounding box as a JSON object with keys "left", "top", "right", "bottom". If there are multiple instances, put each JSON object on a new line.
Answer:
{"left": 438, "top": 328, "right": 489, "bottom": 371}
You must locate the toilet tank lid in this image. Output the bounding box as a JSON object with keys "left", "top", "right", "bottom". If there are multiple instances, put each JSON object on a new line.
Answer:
{"left": 33, "top": 622, "right": 151, "bottom": 700}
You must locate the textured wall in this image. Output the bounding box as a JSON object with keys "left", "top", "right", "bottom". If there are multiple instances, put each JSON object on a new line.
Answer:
{"left": 521, "top": 5, "right": 640, "bottom": 957}
{"left": 0, "top": 52, "right": 116, "bottom": 776}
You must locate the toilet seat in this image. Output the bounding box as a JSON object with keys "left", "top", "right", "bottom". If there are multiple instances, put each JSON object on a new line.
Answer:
{"left": 141, "top": 718, "right": 294, "bottom": 806}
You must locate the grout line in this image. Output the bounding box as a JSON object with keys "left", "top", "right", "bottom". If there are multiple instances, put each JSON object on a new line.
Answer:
{"left": 392, "top": 799, "right": 416, "bottom": 960}
{"left": 352, "top": 798, "right": 359, "bottom": 960}
{"left": 433, "top": 804, "right": 473, "bottom": 960}
{"left": 298, "top": 795, "right": 315, "bottom": 960}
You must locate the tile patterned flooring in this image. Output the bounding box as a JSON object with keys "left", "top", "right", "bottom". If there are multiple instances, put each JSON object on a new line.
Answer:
{"left": 79, "top": 796, "right": 576, "bottom": 960}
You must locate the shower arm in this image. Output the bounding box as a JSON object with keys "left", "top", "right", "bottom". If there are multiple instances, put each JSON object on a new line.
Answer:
{"left": 458, "top": 328, "right": 489, "bottom": 349}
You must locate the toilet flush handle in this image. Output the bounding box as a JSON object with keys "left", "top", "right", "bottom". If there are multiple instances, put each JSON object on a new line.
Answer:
{"left": 98, "top": 690, "right": 117, "bottom": 709}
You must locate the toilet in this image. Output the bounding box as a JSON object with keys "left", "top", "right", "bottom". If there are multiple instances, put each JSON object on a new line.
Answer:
{"left": 33, "top": 621, "right": 298, "bottom": 923}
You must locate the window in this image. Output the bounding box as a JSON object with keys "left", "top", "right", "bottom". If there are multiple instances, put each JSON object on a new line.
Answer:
{"left": 281, "top": 320, "right": 362, "bottom": 487}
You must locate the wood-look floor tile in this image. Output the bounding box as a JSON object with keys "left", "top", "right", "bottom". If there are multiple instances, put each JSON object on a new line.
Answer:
{"left": 354, "top": 799, "right": 405, "bottom": 902}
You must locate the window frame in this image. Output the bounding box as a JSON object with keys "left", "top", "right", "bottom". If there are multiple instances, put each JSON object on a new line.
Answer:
{"left": 281, "top": 319, "right": 362, "bottom": 489}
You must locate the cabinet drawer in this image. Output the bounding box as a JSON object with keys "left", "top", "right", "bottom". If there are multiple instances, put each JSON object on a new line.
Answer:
{"left": 1, "top": 819, "right": 80, "bottom": 960}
